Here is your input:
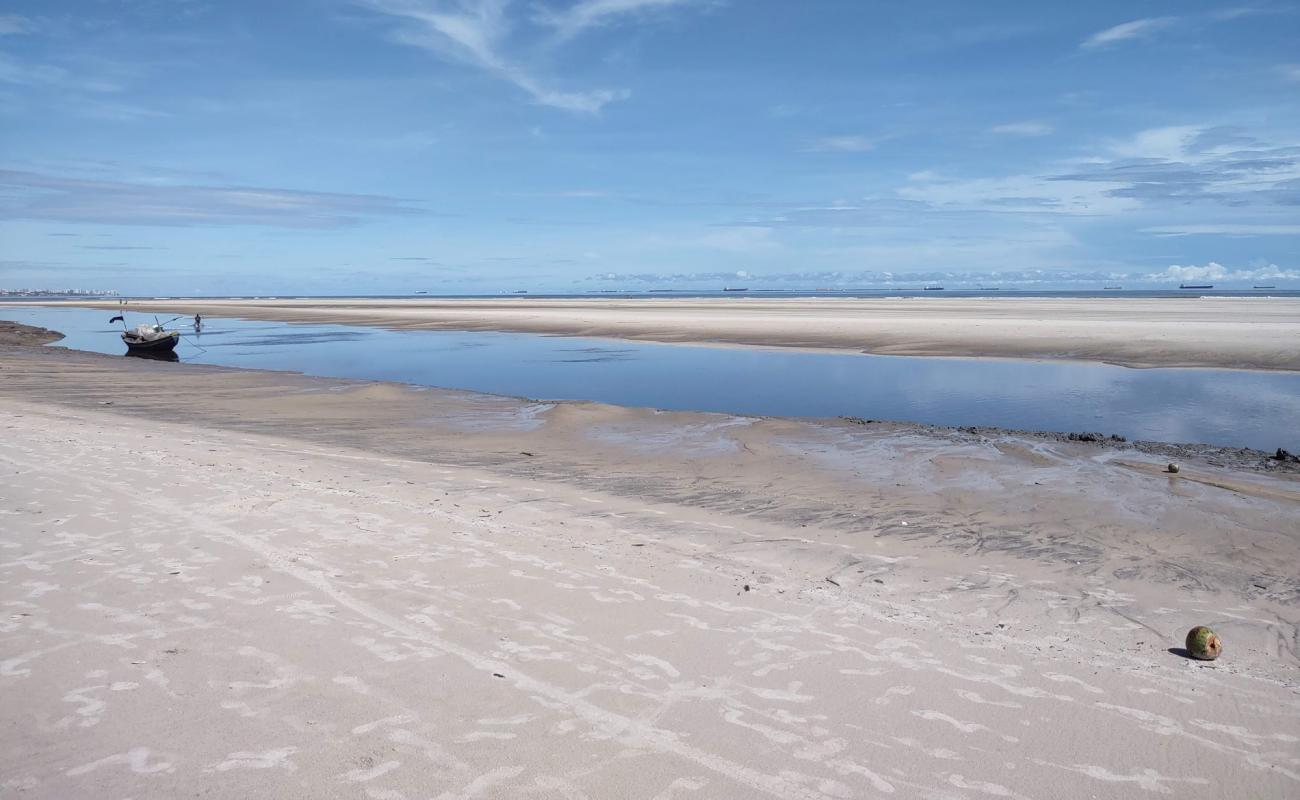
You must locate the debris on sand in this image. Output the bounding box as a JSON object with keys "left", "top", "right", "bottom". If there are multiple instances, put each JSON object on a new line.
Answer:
{"left": 1166, "top": 463, "right": 1179, "bottom": 474}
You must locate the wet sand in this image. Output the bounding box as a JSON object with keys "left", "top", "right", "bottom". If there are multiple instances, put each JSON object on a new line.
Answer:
{"left": 2, "top": 341, "right": 1298, "bottom": 798}
{"left": 32, "top": 296, "right": 1300, "bottom": 370}
{"left": 0, "top": 320, "right": 63, "bottom": 347}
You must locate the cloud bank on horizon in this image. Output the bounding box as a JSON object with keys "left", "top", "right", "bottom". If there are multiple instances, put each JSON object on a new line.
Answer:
{"left": 0, "top": 0, "right": 1297, "bottom": 294}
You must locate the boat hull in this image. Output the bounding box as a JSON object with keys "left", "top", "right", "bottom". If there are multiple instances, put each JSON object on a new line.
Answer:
{"left": 121, "top": 331, "right": 180, "bottom": 355}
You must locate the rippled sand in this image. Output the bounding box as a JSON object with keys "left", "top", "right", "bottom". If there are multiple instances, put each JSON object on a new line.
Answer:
{"left": 2, "top": 343, "right": 1298, "bottom": 798}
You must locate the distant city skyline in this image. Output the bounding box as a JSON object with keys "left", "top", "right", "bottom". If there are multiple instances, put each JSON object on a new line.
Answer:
{"left": 2, "top": 1, "right": 1298, "bottom": 294}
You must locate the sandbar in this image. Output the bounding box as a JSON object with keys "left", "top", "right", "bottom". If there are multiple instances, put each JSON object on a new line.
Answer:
{"left": 36, "top": 295, "right": 1300, "bottom": 371}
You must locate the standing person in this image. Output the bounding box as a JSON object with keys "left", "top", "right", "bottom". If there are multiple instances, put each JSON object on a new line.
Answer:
{"left": 194, "top": 314, "right": 202, "bottom": 332}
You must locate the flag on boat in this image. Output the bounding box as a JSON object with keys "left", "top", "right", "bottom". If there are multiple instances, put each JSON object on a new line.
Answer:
{"left": 109, "top": 315, "right": 124, "bottom": 323}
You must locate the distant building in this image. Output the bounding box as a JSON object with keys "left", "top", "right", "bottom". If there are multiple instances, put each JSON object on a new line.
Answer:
{"left": 0, "top": 288, "right": 119, "bottom": 297}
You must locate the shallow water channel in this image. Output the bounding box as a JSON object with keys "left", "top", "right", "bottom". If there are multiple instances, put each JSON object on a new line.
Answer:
{"left": 4, "top": 305, "right": 1298, "bottom": 451}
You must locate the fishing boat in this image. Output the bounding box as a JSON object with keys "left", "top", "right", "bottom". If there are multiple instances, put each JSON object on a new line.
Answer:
{"left": 110, "top": 314, "right": 181, "bottom": 356}
{"left": 122, "top": 323, "right": 180, "bottom": 354}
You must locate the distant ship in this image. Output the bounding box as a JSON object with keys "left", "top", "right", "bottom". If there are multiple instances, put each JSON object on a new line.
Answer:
{"left": 723, "top": 287, "right": 748, "bottom": 292}
{"left": 977, "top": 286, "right": 1000, "bottom": 291}
{"left": 1179, "top": 283, "right": 1213, "bottom": 289}
{"left": 1104, "top": 285, "right": 1122, "bottom": 290}
{"left": 923, "top": 286, "right": 944, "bottom": 291}
{"left": 1254, "top": 285, "right": 1276, "bottom": 289}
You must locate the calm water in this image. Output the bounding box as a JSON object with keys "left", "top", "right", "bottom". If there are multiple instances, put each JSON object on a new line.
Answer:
{"left": 4, "top": 305, "right": 1298, "bottom": 451}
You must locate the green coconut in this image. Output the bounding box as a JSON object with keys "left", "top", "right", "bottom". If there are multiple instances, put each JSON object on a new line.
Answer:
{"left": 1185, "top": 626, "right": 1222, "bottom": 661}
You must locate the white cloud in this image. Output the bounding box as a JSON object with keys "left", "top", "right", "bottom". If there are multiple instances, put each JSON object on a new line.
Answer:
{"left": 536, "top": 0, "right": 702, "bottom": 41}
{"left": 1141, "top": 224, "right": 1300, "bottom": 237}
{"left": 0, "top": 168, "right": 424, "bottom": 228}
{"left": 1081, "top": 17, "right": 1177, "bottom": 49}
{"left": 989, "top": 121, "right": 1053, "bottom": 137}
{"left": 896, "top": 173, "right": 1137, "bottom": 215}
{"left": 354, "top": 0, "right": 626, "bottom": 113}
{"left": 1105, "top": 124, "right": 1204, "bottom": 160}
{"left": 0, "top": 14, "right": 32, "bottom": 35}
{"left": 805, "top": 135, "right": 878, "bottom": 153}
{"left": 1145, "top": 262, "right": 1300, "bottom": 283}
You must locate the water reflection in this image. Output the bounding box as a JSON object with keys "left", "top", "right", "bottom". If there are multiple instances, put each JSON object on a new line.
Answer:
{"left": 2, "top": 305, "right": 1297, "bottom": 451}
{"left": 125, "top": 350, "right": 180, "bottom": 363}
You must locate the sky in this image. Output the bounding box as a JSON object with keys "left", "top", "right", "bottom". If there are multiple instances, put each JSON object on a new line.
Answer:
{"left": 1, "top": 0, "right": 1298, "bottom": 295}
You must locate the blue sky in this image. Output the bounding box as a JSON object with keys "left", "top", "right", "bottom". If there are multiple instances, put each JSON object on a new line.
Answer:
{"left": 1, "top": 0, "right": 1298, "bottom": 294}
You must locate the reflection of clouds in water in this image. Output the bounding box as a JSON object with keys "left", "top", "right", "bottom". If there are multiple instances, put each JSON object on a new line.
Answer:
{"left": 547, "top": 347, "right": 639, "bottom": 364}
{"left": 208, "top": 331, "right": 368, "bottom": 347}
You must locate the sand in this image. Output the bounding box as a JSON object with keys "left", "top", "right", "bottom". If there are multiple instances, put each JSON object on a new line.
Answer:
{"left": 0, "top": 320, "right": 63, "bottom": 347}
{"left": 2, "top": 342, "right": 1298, "bottom": 799}
{"left": 35, "top": 295, "right": 1300, "bottom": 371}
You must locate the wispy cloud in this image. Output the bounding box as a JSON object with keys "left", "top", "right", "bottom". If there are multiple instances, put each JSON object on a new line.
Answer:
{"left": 1052, "top": 126, "right": 1300, "bottom": 207}
{"left": 0, "top": 14, "right": 32, "bottom": 35}
{"left": 1145, "top": 261, "right": 1300, "bottom": 283}
{"left": 989, "top": 121, "right": 1053, "bottom": 137}
{"left": 588, "top": 261, "right": 1300, "bottom": 288}
{"left": 1141, "top": 224, "right": 1300, "bottom": 237}
{"left": 804, "top": 135, "right": 879, "bottom": 153}
{"left": 1081, "top": 17, "right": 1177, "bottom": 49}
{"left": 353, "top": 0, "right": 626, "bottom": 113}
{"left": 1279, "top": 63, "right": 1300, "bottom": 82}
{"left": 535, "top": 0, "right": 704, "bottom": 41}
{"left": 0, "top": 53, "right": 124, "bottom": 93}
{"left": 0, "top": 168, "right": 425, "bottom": 228}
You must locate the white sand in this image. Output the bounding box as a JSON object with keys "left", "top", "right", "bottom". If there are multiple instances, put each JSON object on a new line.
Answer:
{"left": 44, "top": 295, "right": 1300, "bottom": 370}
{"left": 2, "top": 346, "right": 1298, "bottom": 799}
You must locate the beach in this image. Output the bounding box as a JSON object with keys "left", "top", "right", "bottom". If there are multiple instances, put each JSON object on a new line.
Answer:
{"left": 41, "top": 296, "right": 1300, "bottom": 371}
{"left": 3, "top": 333, "right": 1298, "bottom": 799}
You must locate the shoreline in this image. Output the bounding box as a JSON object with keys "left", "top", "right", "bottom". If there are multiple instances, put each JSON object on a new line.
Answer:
{"left": 19, "top": 295, "right": 1300, "bottom": 371}
{"left": 5, "top": 319, "right": 1298, "bottom": 461}
{"left": 3, "top": 341, "right": 1298, "bottom": 798}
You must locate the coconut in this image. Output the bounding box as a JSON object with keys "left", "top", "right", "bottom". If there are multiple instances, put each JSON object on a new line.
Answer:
{"left": 1185, "top": 626, "right": 1222, "bottom": 660}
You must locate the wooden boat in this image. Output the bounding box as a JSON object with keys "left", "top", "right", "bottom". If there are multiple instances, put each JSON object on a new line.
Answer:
{"left": 121, "top": 323, "right": 180, "bottom": 355}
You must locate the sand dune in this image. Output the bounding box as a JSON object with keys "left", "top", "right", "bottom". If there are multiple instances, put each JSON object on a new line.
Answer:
{"left": 37, "top": 295, "right": 1300, "bottom": 371}
{"left": 2, "top": 344, "right": 1298, "bottom": 798}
